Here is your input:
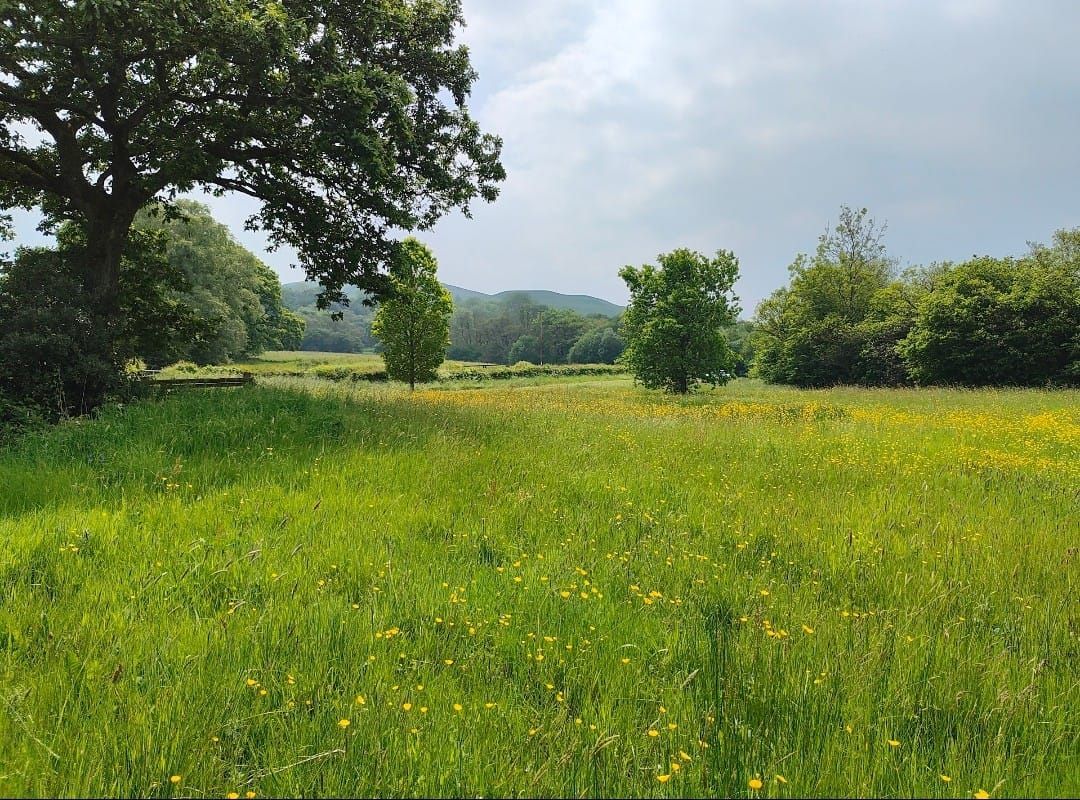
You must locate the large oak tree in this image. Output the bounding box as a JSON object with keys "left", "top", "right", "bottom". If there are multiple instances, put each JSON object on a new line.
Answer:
{"left": 0, "top": 0, "right": 504, "bottom": 313}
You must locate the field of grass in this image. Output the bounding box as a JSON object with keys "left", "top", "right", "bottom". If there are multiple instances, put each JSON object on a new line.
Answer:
{"left": 158, "top": 351, "right": 389, "bottom": 379}
{"left": 0, "top": 376, "right": 1076, "bottom": 797}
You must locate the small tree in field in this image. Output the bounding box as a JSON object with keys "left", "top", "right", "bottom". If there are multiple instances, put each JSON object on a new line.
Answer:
{"left": 372, "top": 238, "right": 452, "bottom": 389}
{"left": 619, "top": 248, "right": 740, "bottom": 393}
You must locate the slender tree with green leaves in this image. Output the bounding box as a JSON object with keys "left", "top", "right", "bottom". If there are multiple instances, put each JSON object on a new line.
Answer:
{"left": 618, "top": 248, "right": 740, "bottom": 393}
{"left": 372, "top": 238, "right": 452, "bottom": 389}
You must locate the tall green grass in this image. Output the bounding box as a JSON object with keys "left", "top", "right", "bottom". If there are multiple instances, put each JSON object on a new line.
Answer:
{"left": 0, "top": 378, "right": 1076, "bottom": 797}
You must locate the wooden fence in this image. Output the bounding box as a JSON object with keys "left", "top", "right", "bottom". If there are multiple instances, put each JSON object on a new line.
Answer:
{"left": 139, "top": 370, "right": 254, "bottom": 390}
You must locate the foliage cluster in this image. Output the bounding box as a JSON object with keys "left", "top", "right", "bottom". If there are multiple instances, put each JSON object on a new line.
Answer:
{"left": 0, "top": 205, "right": 304, "bottom": 424}
{"left": 567, "top": 327, "right": 626, "bottom": 365}
{"left": 753, "top": 208, "right": 1079, "bottom": 387}
{"left": 137, "top": 201, "right": 305, "bottom": 364}
{"left": 371, "top": 239, "right": 454, "bottom": 389}
{"left": 0, "top": 226, "right": 198, "bottom": 422}
{"left": 619, "top": 248, "right": 741, "bottom": 392}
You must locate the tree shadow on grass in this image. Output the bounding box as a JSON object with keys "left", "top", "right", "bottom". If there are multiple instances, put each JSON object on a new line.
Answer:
{"left": 0, "top": 383, "right": 502, "bottom": 518}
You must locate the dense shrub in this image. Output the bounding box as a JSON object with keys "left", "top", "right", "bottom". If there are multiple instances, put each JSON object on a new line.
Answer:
{"left": 899, "top": 254, "right": 1079, "bottom": 386}
{"left": 309, "top": 364, "right": 389, "bottom": 382}
{"left": 0, "top": 393, "right": 44, "bottom": 445}
{"left": 853, "top": 318, "right": 914, "bottom": 387}
{"left": 0, "top": 247, "right": 124, "bottom": 418}
{"left": 508, "top": 335, "right": 541, "bottom": 364}
{"left": 440, "top": 363, "right": 627, "bottom": 382}
{"left": 753, "top": 211, "right": 1079, "bottom": 388}
{"left": 0, "top": 230, "right": 198, "bottom": 419}
{"left": 752, "top": 207, "right": 895, "bottom": 387}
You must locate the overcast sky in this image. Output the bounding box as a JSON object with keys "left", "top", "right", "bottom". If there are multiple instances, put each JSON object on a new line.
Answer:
{"left": 8, "top": 0, "right": 1080, "bottom": 312}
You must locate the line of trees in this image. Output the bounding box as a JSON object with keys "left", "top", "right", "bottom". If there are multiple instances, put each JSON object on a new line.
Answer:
{"left": 287, "top": 288, "right": 627, "bottom": 365}
{"left": 448, "top": 296, "right": 624, "bottom": 365}
{"left": 751, "top": 207, "right": 1079, "bottom": 387}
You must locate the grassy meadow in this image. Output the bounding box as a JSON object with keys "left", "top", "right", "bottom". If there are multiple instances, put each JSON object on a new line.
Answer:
{"left": 0, "top": 373, "right": 1077, "bottom": 797}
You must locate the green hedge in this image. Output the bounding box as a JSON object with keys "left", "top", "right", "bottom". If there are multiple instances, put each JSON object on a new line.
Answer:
{"left": 440, "top": 363, "right": 627, "bottom": 382}
{"left": 308, "top": 364, "right": 388, "bottom": 382}
{"left": 275, "top": 362, "right": 627, "bottom": 384}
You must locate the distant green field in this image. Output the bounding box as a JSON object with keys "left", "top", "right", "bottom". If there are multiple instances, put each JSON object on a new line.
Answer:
{"left": 158, "top": 352, "right": 626, "bottom": 384}
{"left": 0, "top": 377, "right": 1076, "bottom": 797}
{"left": 158, "top": 351, "right": 387, "bottom": 377}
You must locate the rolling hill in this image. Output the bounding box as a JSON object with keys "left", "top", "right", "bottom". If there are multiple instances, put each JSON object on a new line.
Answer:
{"left": 282, "top": 281, "right": 623, "bottom": 317}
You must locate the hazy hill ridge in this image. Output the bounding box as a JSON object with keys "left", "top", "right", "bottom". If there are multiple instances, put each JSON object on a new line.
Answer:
{"left": 282, "top": 281, "right": 624, "bottom": 317}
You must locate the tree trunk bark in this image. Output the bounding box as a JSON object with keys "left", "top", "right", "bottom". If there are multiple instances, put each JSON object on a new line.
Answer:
{"left": 81, "top": 211, "right": 134, "bottom": 315}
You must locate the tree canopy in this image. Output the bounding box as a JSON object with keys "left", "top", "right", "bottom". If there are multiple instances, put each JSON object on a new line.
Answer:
{"left": 371, "top": 237, "right": 452, "bottom": 388}
{"left": 135, "top": 200, "right": 304, "bottom": 363}
{"left": 752, "top": 207, "right": 902, "bottom": 387}
{"left": 0, "top": 0, "right": 504, "bottom": 310}
{"left": 899, "top": 249, "right": 1079, "bottom": 386}
{"left": 619, "top": 248, "right": 740, "bottom": 393}
{"left": 753, "top": 208, "right": 1079, "bottom": 387}
{"left": 567, "top": 327, "right": 625, "bottom": 365}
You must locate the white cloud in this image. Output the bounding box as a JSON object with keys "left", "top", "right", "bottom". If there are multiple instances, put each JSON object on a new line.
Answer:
{"left": 425, "top": 0, "right": 1080, "bottom": 306}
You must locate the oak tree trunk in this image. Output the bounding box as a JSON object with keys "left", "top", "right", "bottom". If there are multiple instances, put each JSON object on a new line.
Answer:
{"left": 80, "top": 208, "right": 136, "bottom": 316}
